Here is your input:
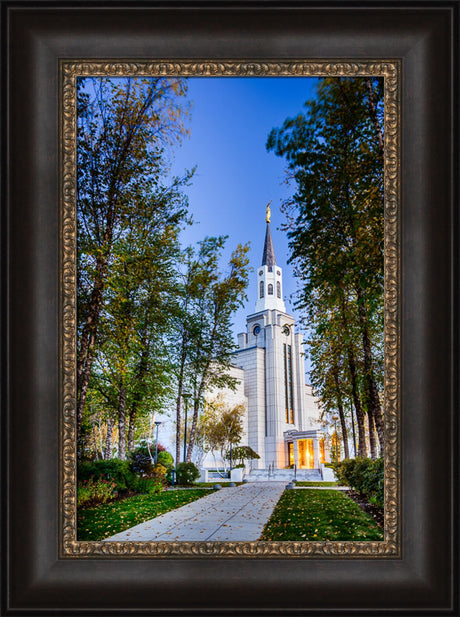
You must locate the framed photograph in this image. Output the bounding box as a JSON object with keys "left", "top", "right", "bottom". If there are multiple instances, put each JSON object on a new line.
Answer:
{"left": 67, "top": 64, "right": 394, "bottom": 554}
{"left": 3, "top": 2, "right": 458, "bottom": 614}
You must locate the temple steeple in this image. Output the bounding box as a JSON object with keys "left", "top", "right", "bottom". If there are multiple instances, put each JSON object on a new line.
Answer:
{"left": 262, "top": 221, "right": 277, "bottom": 267}
{"left": 255, "top": 205, "right": 286, "bottom": 313}
{"left": 232, "top": 202, "right": 325, "bottom": 474}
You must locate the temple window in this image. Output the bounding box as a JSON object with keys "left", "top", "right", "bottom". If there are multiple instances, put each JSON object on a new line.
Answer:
{"left": 319, "top": 439, "right": 326, "bottom": 464}
{"left": 268, "top": 284, "right": 273, "bottom": 295}
{"left": 259, "top": 281, "right": 264, "bottom": 298}
{"left": 277, "top": 281, "right": 281, "bottom": 298}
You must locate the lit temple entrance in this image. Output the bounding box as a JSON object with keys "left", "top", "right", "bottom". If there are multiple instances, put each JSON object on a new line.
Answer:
{"left": 284, "top": 429, "right": 327, "bottom": 470}
{"left": 298, "top": 439, "right": 314, "bottom": 469}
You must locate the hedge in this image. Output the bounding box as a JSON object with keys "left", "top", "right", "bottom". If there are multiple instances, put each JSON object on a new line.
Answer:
{"left": 77, "top": 459, "right": 135, "bottom": 493}
{"left": 334, "top": 457, "right": 384, "bottom": 509}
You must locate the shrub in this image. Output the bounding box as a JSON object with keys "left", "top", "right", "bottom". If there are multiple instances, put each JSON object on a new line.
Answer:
{"left": 334, "top": 457, "right": 384, "bottom": 508}
{"left": 151, "top": 462, "right": 168, "bottom": 482}
{"left": 362, "top": 458, "right": 384, "bottom": 508}
{"left": 130, "top": 476, "right": 164, "bottom": 495}
{"left": 128, "top": 443, "right": 166, "bottom": 476}
{"left": 146, "top": 481, "right": 164, "bottom": 495}
{"left": 175, "top": 462, "right": 200, "bottom": 486}
{"left": 157, "top": 450, "right": 174, "bottom": 469}
{"left": 77, "top": 476, "right": 116, "bottom": 508}
{"left": 78, "top": 459, "right": 134, "bottom": 493}
{"left": 130, "top": 476, "right": 150, "bottom": 494}
{"left": 132, "top": 462, "right": 168, "bottom": 494}
{"left": 129, "top": 445, "right": 155, "bottom": 475}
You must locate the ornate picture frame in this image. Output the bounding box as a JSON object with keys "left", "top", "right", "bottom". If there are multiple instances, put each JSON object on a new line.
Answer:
{"left": 62, "top": 60, "right": 399, "bottom": 559}
{"left": 3, "top": 2, "right": 457, "bottom": 613}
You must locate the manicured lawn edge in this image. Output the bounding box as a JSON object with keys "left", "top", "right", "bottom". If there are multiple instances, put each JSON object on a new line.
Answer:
{"left": 78, "top": 489, "right": 215, "bottom": 541}
{"left": 294, "top": 481, "right": 338, "bottom": 487}
{"left": 260, "top": 488, "right": 384, "bottom": 541}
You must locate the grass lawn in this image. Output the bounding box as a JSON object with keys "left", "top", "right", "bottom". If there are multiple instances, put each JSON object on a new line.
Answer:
{"left": 78, "top": 489, "right": 214, "bottom": 541}
{"left": 260, "top": 489, "right": 383, "bottom": 541}
{"left": 294, "top": 481, "right": 338, "bottom": 487}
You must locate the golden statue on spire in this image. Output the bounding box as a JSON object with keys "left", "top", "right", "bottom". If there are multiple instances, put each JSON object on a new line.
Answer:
{"left": 266, "top": 200, "right": 272, "bottom": 223}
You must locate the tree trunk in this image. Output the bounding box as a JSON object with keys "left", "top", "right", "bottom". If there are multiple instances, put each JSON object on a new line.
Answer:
{"left": 76, "top": 337, "right": 95, "bottom": 451}
{"left": 76, "top": 257, "right": 108, "bottom": 436}
{"left": 333, "top": 369, "right": 350, "bottom": 459}
{"left": 104, "top": 416, "right": 113, "bottom": 460}
{"left": 349, "top": 401, "right": 357, "bottom": 457}
{"left": 175, "top": 395, "right": 182, "bottom": 466}
{"left": 118, "top": 386, "right": 127, "bottom": 461}
{"left": 127, "top": 342, "right": 150, "bottom": 454}
{"left": 91, "top": 418, "right": 100, "bottom": 460}
{"left": 127, "top": 409, "right": 136, "bottom": 453}
{"left": 356, "top": 285, "right": 385, "bottom": 454}
{"left": 185, "top": 339, "right": 206, "bottom": 464}
{"left": 175, "top": 328, "right": 189, "bottom": 466}
{"left": 339, "top": 403, "right": 350, "bottom": 459}
{"left": 96, "top": 414, "right": 105, "bottom": 459}
{"left": 186, "top": 313, "right": 219, "bottom": 462}
{"left": 367, "top": 408, "right": 377, "bottom": 459}
{"left": 186, "top": 374, "right": 208, "bottom": 463}
{"left": 77, "top": 190, "right": 117, "bottom": 440}
{"left": 340, "top": 298, "right": 367, "bottom": 457}
{"left": 186, "top": 397, "right": 201, "bottom": 463}
{"left": 347, "top": 350, "right": 367, "bottom": 457}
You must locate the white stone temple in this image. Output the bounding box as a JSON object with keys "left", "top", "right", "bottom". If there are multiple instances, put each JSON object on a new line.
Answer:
{"left": 203, "top": 206, "right": 328, "bottom": 475}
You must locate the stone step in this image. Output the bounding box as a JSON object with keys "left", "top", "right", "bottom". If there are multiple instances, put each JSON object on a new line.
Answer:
{"left": 246, "top": 468, "right": 322, "bottom": 482}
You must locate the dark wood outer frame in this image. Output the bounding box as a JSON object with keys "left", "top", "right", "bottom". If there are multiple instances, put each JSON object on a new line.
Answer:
{"left": 3, "top": 2, "right": 458, "bottom": 614}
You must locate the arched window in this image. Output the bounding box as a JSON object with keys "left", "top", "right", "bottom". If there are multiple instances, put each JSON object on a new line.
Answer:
{"left": 259, "top": 281, "right": 264, "bottom": 298}
{"left": 277, "top": 281, "right": 281, "bottom": 298}
{"left": 268, "top": 284, "right": 273, "bottom": 295}
{"left": 268, "top": 266, "right": 273, "bottom": 272}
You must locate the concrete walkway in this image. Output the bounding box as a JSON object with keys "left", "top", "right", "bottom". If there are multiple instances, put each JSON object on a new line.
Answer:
{"left": 105, "top": 482, "right": 286, "bottom": 542}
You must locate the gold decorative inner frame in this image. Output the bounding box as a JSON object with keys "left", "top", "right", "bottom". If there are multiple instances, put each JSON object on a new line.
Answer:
{"left": 60, "top": 60, "right": 400, "bottom": 559}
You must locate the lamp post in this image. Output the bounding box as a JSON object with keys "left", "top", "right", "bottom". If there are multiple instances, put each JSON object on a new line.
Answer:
{"left": 332, "top": 415, "right": 339, "bottom": 463}
{"left": 154, "top": 421, "right": 162, "bottom": 464}
{"left": 182, "top": 392, "right": 191, "bottom": 462}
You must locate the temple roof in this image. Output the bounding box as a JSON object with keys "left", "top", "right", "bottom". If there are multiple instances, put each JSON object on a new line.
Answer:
{"left": 262, "top": 222, "right": 277, "bottom": 266}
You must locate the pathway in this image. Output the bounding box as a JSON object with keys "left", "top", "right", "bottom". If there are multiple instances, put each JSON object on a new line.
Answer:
{"left": 105, "top": 481, "right": 286, "bottom": 542}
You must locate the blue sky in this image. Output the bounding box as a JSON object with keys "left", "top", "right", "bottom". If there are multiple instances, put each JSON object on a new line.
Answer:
{"left": 168, "top": 77, "right": 318, "bottom": 374}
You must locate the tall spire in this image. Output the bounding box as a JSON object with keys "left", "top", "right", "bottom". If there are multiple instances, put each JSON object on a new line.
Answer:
{"left": 262, "top": 221, "right": 277, "bottom": 266}
{"left": 255, "top": 204, "right": 286, "bottom": 313}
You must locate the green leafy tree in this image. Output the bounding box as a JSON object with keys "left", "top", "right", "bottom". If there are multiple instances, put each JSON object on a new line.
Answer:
{"left": 267, "top": 77, "right": 384, "bottom": 457}
{"left": 77, "top": 76, "right": 191, "bottom": 449}
{"left": 225, "top": 445, "right": 260, "bottom": 467}
{"left": 185, "top": 240, "right": 250, "bottom": 462}
{"left": 308, "top": 288, "right": 368, "bottom": 457}
{"left": 170, "top": 238, "right": 250, "bottom": 464}
{"left": 87, "top": 191, "right": 187, "bottom": 459}
{"left": 198, "top": 396, "right": 246, "bottom": 471}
